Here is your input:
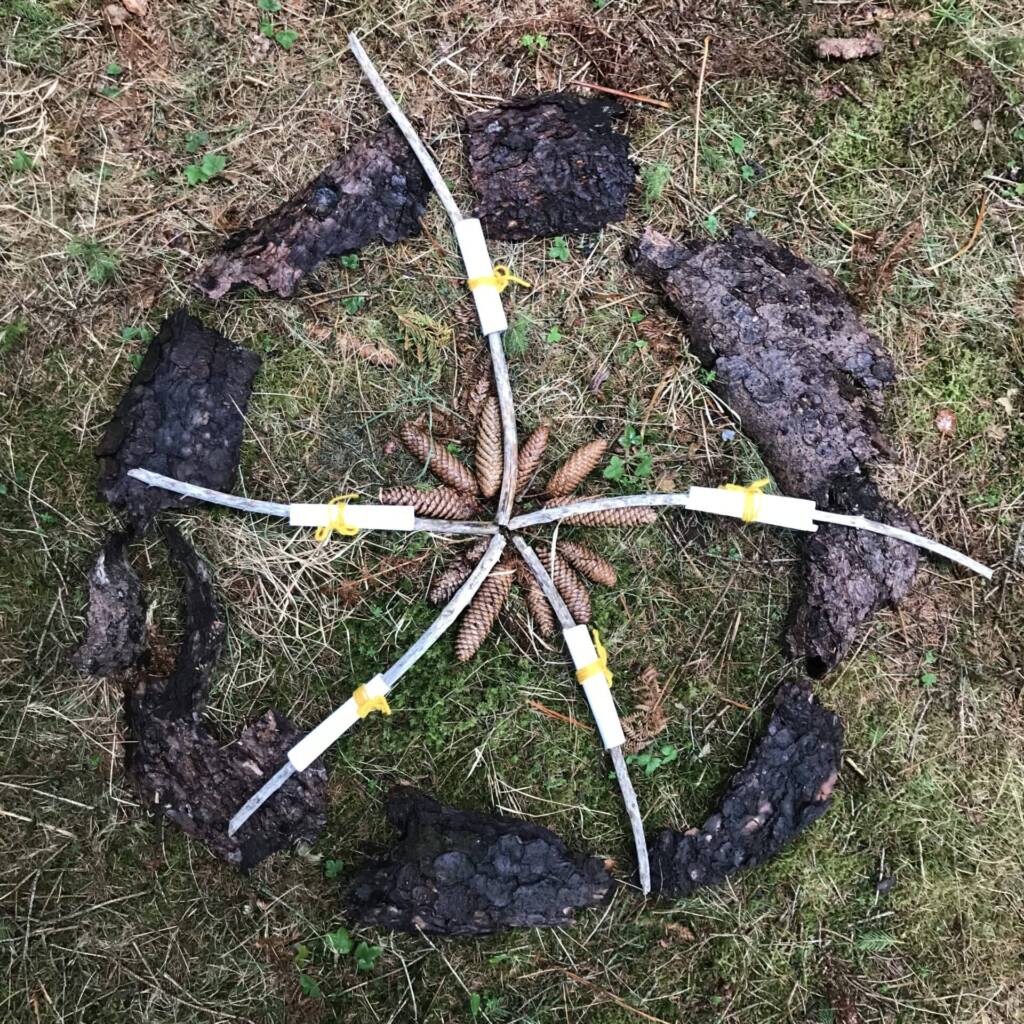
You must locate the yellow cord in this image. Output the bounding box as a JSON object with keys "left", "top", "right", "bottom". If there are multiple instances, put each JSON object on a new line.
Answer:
{"left": 723, "top": 478, "right": 770, "bottom": 523}
{"left": 353, "top": 684, "right": 391, "bottom": 719}
{"left": 467, "top": 264, "right": 531, "bottom": 293}
{"left": 576, "top": 629, "right": 613, "bottom": 688}
{"left": 314, "top": 493, "right": 360, "bottom": 542}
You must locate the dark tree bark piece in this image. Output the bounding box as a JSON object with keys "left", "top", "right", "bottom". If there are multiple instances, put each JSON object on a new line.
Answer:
{"left": 788, "top": 475, "right": 919, "bottom": 677}
{"left": 628, "top": 226, "right": 918, "bottom": 675}
{"left": 96, "top": 310, "right": 260, "bottom": 527}
{"left": 648, "top": 680, "right": 842, "bottom": 898}
{"left": 466, "top": 93, "right": 634, "bottom": 241}
{"left": 73, "top": 531, "right": 147, "bottom": 676}
{"left": 193, "top": 127, "right": 430, "bottom": 299}
{"left": 346, "top": 786, "right": 615, "bottom": 935}
{"left": 126, "top": 526, "right": 326, "bottom": 869}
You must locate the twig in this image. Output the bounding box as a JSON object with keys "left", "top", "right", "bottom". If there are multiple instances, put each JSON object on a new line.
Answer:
{"left": 926, "top": 194, "right": 989, "bottom": 273}
{"left": 569, "top": 80, "right": 672, "bottom": 109}
{"left": 512, "top": 536, "right": 651, "bottom": 895}
{"left": 527, "top": 700, "right": 594, "bottom": 732}
{"left": 229, "top": 535, "right": 507, "bottom": 834}
{"left": 692, "top": 36, "right": 711, "bottom": 190}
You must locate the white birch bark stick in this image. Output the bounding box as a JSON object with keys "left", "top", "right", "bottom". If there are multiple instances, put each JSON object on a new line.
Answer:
{"left": 229, "top": 534, "right": 507, "bottom": 835}
{"left": 512, "top": 535, "right": 651, "bottom": 895}
{"left": 126, "top": 468, "right": 497, "bottom": 538}
{"left": 512, "top": 491, "right": 992, "bottom": 579}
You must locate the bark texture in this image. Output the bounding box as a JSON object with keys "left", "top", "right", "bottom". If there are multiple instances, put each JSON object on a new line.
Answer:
{"left": 193, "top": 127, "right": 430, "bottom": 299}
{"left": 346, "top": 786, "right": 615, "bottom": 934}
{"left": 96, "top": 310, "right": 260, "bottom": 526}
{"left": 648, "top": 680, "right": 842, "bottom": 898}
{"left": 73, "top": 531, "right": 147, "bottom": 676}
{"left": 628, "top": 226, "right": 919, "bottom": 675}
{"left": 466, "top": 93, "right": 634, "bottom": 240}
{"left": 126, "top": 526, "right": 326, "bottom": 869}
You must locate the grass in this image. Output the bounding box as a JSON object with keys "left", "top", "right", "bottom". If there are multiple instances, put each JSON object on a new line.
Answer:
{"left": 2, "top": 0, "right": 1023, "bottom": 1021}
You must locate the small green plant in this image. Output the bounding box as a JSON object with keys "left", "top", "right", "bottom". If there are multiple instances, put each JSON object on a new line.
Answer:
{"left": 258, "top": 0, "right": 282, "bottom": 9}
{"left": 185, "top": 130, "right": 209, "bottom": 154}
{"left": 99, "top": 84, "right": 120, "bottom": 99}
{"left": 67, "top": 238, "right": 118, "bottom": 283}
{"left": 855, "top": 931, "right": 897, "bottom": 952}
{"left": 274, "top": 28, "right": 298, "bottom": 50}
{"left": 339, "top": 253, "right": 359, "bottom": 270}
{"left": 642, "top": 161, "right": 671, "bottom": 207}
{"left": 626, "top": 744, "right": 679, "bottom": 776}
{"left": 183, "top": 152, "right": 227, "bottom": 186}
{"left": 504, "top": 312, "right": 533, "bottom": 356}
{"left": 919, "top": 650, "right": 938, "bottom": 688}
{"left": 519, "top": 33, "right": 549, "bottom": 53}
{"left": 323, "top": 858, "right": 343, "bottom": 879}
{"left": 298, "top": 974, "right": 322, "bottom": 998}
{"left": 603, "top": 424, "right": 653, "bottom": 487}
{"left": 548, "top": 236, "right": 570, "bottom": 261}
{"left": 470, "top": 992, "right": 505, "bottom": 1018}
{"left": 703, "top": 211, "right": 721, "bottom": 236}
{"left": 628, "top": 308, "right": 645, "bottom": 324}
{"left": 11, "top": 149, "right": 35, "bottom": 173}
{"left": 323, "top": 927, "right": 352, "bottom": 954}
{"left": 342, "top": 295, "right": 366, "bottom": 314}
{"left": 932, "top": 1, "right": 972, "bottom": 27}
{"left": 0, "top": 320, "right": 29, "bottom": 355}
{"left": 106, "top": 60, "right": 122, "bottom": 76}
{"left": 728, "top": 134, "right": 746, "bottom": 156}
{"left": 545, "top": 325, "right": 562, "bottom": 343}
{"left": 593, "top": 0, "right": 610, "bottom": 8}
{"left": 353, "top": 941, "right": 382, "bottom": 972}
{"left": 119, "top": 325, "right": 153, "bottom": 344}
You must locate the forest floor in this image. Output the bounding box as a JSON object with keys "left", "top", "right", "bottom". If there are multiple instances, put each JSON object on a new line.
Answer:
{"left": 1, "top": 1, "right": 1023, "bottom": 1021}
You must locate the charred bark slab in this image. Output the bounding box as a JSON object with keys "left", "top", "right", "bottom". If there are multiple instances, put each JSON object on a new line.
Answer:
{"left": 627, "top": 227, "right": 918, "bottom": 675}
{"left": 96, "top": 310, "right": 260, "bottom": 527}
{"left": 467, "top": 93, "right": 634, "bottom": 241}
{"left": 648, "top": 680, "right": 842, "bottom": 898}
{"left": 193, "top": 127, "right": 430, "bottom": 299}
{"left": 73, "top": 531, "right": 148, "bottom": 676}
{"left": 346, "top": 786, "right": 615, "bottom": 935}
{"left": 126, "top": 526, "right": 326, "bottom": 869}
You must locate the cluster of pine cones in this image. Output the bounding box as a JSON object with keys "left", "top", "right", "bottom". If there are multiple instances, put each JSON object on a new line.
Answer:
{"left": 379, "top": 358, "right": 657, "bottom": 661}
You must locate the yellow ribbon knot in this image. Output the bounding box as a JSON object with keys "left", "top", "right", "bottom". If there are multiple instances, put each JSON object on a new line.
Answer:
{"left": 353, "top": 684, "right": 391, "bottom": 719}
{"left": 722, "top": 478, "right": 771, "bottom": 523}
{"left": 576, "top": 629, "right": 613, "bottom": 688}
{"left": 314, "top": 493, "right": 360, "bottom": 542}
{"left": 467, "top": 264, "right": 531, "bottom": 293}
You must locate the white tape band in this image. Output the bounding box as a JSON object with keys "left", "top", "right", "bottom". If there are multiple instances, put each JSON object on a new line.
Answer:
{"left": 686, "top": 486, "right": 818, "bottom": 532}
{"left": 455, "top": 218, "right": 508, "bottom": 337}
{"left": 288, "top": 503, "right": 416, "bottom": 531}
{"left": 562, "top": 625, "right": 625, "bottom": 750}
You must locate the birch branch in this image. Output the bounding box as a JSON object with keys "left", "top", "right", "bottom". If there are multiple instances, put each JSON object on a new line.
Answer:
{"left": 512, "top": 535, "right": 651, "bottom": 895}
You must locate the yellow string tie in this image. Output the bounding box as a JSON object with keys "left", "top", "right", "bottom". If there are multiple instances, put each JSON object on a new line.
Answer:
{"left": 353, "top": 684, "right": 391, "bottom": 719}
{"left": 314, "top": 493, "right": 360, "bottom": 543}
{"left": 576, "top": 629, "right": 613, "bottom": 688}
{"left": 722, "top": 478, "right": 771, "bottom": 523}
{"left": 466, "top": 264, "right": 531, "bottom": 293}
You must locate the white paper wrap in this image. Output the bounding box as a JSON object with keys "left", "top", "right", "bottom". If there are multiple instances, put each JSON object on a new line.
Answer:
{"left": 288, "top": 503, "right": 415, "bottom": 531}
{"left": 287, "top": 674, "right": 390, "bottom": 771}
{"left": 455, "top": 218, "right": 508, "bottom": 336}
{"left": 563, "top": 625, "right": 625, "bottom": 750}
{"left": 686, "top": 486, "right": 818, "bottom": 532}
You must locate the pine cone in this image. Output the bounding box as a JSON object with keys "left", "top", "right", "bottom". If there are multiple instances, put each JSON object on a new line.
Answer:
{"left": 514, "top": 424, "right": 550, "bottom": 498}
{"left": 455, "top": 560, "right": 515, "bottom": 661}
{"left": 399, "top": 423, "right": 478, "bottom": 495}
{"left": 475, "top": 396, "right": 503, "bottom": 498}
{"left": 515, "top": 559, "right": 557, "bottom": 638}
{"left": 460, "top": 353, "right": 493, "bottom": 424}
{"left": 546, "top": 497, "right": 659, "bottom": 527}
{"left": 379, "top": 485, "right": 478, "bottom": 520}
{"left": 428, "top": 559, "right": 472, "bottom": 605}
{"left": 546, "top": 438, "right": 608, "bottom": 497}
{"left": 556, "top": 540, "right": 617, "bottom": 587}
{"left": 536, "top": 544, "right": 591, "bottom": 624}
{"left": 413, "top": 406, "right": 461, "bottom": 441}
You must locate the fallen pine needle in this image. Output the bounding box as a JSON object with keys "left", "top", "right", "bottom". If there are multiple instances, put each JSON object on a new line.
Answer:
{"left": 527, "top": 700, "right": 593, "bottom": 732}
{"left": 692, "top": 36, "right": 711, "bottom": 190}
{"left": 564, "top": 972, "right": 673, "bottom": 1024}
{"left": 570, "top": 80, "right": 672, "bottom": 110}
{"left": 927, "top": 194, "right": 988, "bottom": 272}
{"left": 718, "top": 694, "right": 752, "bottom": 711}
